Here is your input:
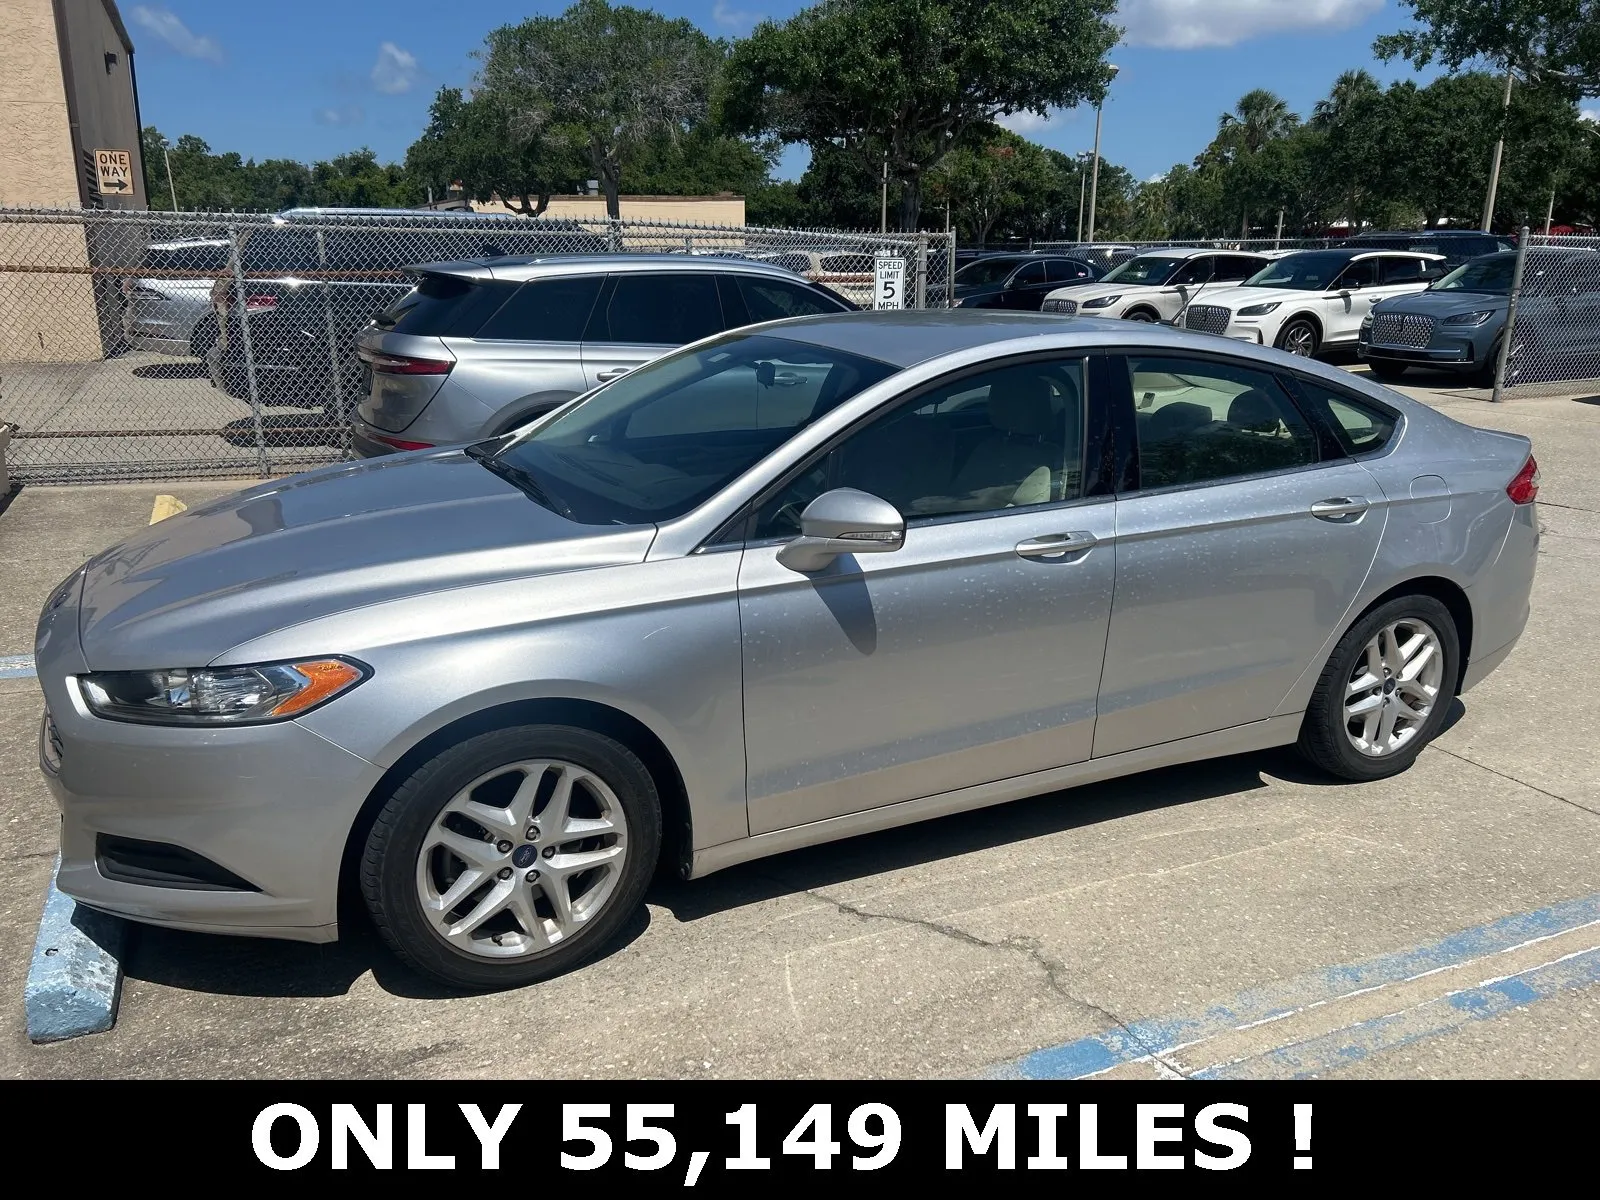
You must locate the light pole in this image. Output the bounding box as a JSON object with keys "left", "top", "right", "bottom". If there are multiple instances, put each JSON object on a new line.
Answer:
{"left": 1085, "top": 64, "right": 1119, "bottom": 244}
{"left": 1075, "top": 151, "right": 1092, "bottom": 243}
{"left": 163, "top": 147, "right": 179, "bottom": 211}
{"left": 880, "top": 151, "right": 888, "bottom": 234}
{"left": 1480, "top": 68, "right": 1514, "bottom": 233}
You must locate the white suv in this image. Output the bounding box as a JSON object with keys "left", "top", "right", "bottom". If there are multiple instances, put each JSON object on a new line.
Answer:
{"left": 1182, "top": 248, "right": 1444, "bottom": 357}
{"left": 1040, "top": 248, "right": 1274, "bottom": 322}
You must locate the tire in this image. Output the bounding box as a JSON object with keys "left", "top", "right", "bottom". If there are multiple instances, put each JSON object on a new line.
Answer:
{"left": 1276, "top": 317, "right": 1320, "bottom": 358}
{"left": 1367, "top": 358, "right": 1407, "bottom": 381}
{"left": 1123, "top": 308, "right": 1158, "bottom": 323}
{"left": 361, "top": 723, "right": 662, "bottom": 990}
{"left": 1471, "top": 337, "right": 1503, "bottom": 388}
{"left": 1297, "top": 595, "right": 1460, "bottom": 782}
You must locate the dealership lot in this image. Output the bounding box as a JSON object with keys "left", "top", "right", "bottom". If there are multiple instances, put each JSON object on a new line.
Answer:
{"left": 1, "top": 370, "right": 1596, "bottom": 1080}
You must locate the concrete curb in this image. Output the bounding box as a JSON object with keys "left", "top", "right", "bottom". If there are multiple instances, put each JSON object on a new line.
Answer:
{"left": 25, "top": 854, "right": 126, "bottom": 1044}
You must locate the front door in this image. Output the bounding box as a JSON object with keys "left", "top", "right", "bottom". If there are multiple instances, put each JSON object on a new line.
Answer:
{"left": 1094, "top": 352, "right": 1387, "bottom": 757}
{"left": 736, "top": 357, "right": 1117, "bottom": 834}
{"left": 580, "top": 272, "right": 727, "bottom": 390}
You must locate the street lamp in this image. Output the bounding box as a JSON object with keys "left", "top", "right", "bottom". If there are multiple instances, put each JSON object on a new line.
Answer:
{"left": 1075, "top": 151, "right": 1093, "bottom": 243}
{"left": 1086, "top": 63, "right": 1119, "bottom": 243}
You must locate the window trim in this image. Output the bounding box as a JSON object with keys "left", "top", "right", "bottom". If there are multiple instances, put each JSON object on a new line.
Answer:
{"left": 1107, "top": 348, "right": 1353, "bottom": 497}
{"left": 705, "top": 349, "right": 1109, "bottom": 551}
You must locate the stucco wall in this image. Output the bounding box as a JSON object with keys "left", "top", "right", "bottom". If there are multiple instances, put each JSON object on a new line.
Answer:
{"left": 476, "top": 195, "right": 748, "bottom": 227}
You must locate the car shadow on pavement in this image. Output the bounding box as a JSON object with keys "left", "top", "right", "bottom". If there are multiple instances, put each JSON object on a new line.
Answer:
{"left": 220, "top": 414, "right": 347, "bottom": 451}
{"left": 131, "top": 363, "right": 210, "bottom": 380}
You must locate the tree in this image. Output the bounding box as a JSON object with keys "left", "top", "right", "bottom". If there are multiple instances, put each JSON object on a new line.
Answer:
{"left": 928, "top": 129, "right": 1053, "bottom": 245}
{"left": 405, "top": 86, "right": 584, "bottom": 216}
{"left": 1213, "top": 90, "right": 1300, "bottom": 235}
{"left": 1311, "top": 69, "right": 1382, "bottom": 129}
{"left": 477, "top": 0, "right": 723, "bottom": 218}
{"left": 721, "top": 0, "right": 1119, "bottom": 231}
{"left": 1375, "top": 0, "right": 1600, "bottom": 92}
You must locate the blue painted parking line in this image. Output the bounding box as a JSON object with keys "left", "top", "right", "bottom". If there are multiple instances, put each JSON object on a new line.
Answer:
{"left": 996, "top": 892, "right": 1600, "bottom": 1080}
{"left": 0, "top": 654, "right": 36, "bottom": 680}
{"left": 25, "top": 855, "right": 127, "bottom": 1044}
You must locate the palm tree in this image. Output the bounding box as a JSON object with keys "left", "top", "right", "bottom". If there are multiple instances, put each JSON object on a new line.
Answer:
{"left": 1311, "top": 69, "right": 1381, "bottom": 130}
{"left": 1218, "top": 89, "right": 1299, "bottom": 156}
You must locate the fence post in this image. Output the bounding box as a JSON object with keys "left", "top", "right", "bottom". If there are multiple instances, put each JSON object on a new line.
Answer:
{"left": 915, "top": 234, "right": 928, "bottom": 309}
{"left": 947, "top": 231, "right": 956, "bottom": 308}
{"left": 315, "top": 227, "right": 350, "bottom": 453}
{"left": 608, "top": 220, "right": 622, "bottom": 253}
{"left": 1491, "top": 225, "right": 1529, "bottom": 403}
{"left": 227, "top": 224, "right": 271, "bottom": 476}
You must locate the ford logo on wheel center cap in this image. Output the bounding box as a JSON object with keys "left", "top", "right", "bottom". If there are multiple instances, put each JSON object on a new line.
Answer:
{"left": 511, "top": 844, "right": 540, "bottom": 869}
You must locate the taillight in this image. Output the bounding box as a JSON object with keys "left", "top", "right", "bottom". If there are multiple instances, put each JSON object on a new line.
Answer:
{"left": 372, "top": 433, "right": 436, "bottom": 451}
{"left": 360, "top": 350, "right": 453, "bottom": 376}
{"left": 1507, "top": 455, "right": 1539, "bottom": 504}
{"left": 244, "top": 294, "right": 278, "bottom": 313}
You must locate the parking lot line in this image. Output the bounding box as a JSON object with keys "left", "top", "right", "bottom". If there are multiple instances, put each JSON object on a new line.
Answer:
{"left": 993, "top": 892, "right": 1600, "bottom": 1080}
{"left": 0, "top": 654, "right": 35, "bottom": 679}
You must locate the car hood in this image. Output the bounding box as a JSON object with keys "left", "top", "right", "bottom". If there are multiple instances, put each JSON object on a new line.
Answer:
{"left": 1186, "top": 285, "right": 1319, "bottom": 310}
{"left": 76, "top": 449, "right": 656, "bottom": 671}
{"left": 1372, "top": 289, "right": 1508, "bottom": 316}
{"left": 1042, "top": 281, "right": 1152, "bottom": 302}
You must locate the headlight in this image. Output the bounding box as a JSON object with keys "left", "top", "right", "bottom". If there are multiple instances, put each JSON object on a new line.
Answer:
{"left": 1082, "top": 295, "right": 1121, "bottom": 308}
{"left": 79, "top": 658, "right": 368, "bottom": 726}
{"left": 1442, "top": 310, "right": 1496, "bottom": 327}
{"left": 1237, "top": 301, "right": 1282, "bottom": 316}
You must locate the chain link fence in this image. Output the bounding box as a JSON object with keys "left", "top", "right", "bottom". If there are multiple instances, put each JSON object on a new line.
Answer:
{"left": 1494, "top": 231, "right": 1600, "bottom": 401}
{"left": 0, "top": 207, "right": 953, "bottom": 484}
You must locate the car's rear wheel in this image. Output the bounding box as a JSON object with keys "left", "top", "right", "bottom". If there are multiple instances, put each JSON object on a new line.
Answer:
{"left": 1297, "top": 595, "right": 1459, "bottom": 782}
{"left": 361, "top": 724, "right": 661, "bottom": 990}
{"left": 1277, "top": 318, "right": 1319, "bottom": 358}
{"left": 1367, "top": 358, "right": 1407, "bottom": 381}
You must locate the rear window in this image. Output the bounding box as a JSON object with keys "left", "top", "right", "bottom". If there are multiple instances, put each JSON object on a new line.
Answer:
{"left": 140, "top": 242, "right": 230, "bottom": 274}
{"left": 1292, "top": 378, "right": 1398, "bottom": 456}
{"left": 372, "top": 274, "right": 516, "bottom": 336}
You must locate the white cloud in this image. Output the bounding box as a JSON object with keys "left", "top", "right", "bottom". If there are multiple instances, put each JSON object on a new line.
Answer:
{"left": 370, "top": 42, "right": 419, "bottom": 94}
{"left": 712, "top": 0, "right": 760, "bottom": 29}
{"left": 1581, "top": 107, "right": 1600, "bottom": 123}
{"left": 997, "top": 108, "right": 1067, "bottom": 134}
{"left": 1119, "top": 0, "right": 1383, "bottom": 50}
{"left": 315, "top": 105, "right": 365, "bottom": 127}
{"left": 129, "top": 5, "right": 223, "bottom": 64}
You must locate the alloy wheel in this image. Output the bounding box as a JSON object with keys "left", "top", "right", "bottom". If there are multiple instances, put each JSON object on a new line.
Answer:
{"left": 1342, "top": 618, "right": 1444, "bottom": 757}
{"left": 415, "top": 759, "right": 629, "bottom": 958}
{"left": 1283, "top": 324, "right": 1317, "bottom": 356}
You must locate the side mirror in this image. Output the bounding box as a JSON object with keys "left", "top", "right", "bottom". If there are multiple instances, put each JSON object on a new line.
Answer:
{"left": 776, "top": 488, "right": 905, "bottom": 573}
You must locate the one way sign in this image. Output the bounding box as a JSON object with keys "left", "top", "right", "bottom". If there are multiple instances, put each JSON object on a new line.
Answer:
{"left": 94, "top": 149, "right": 133, "bottom": 196}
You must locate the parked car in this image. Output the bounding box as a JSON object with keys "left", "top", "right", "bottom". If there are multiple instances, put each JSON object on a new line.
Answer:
{"left": 120, "top": 237, "right": 230, "bottom": 355}
{"left": 1359, "top": 247, "right": 1600, "bottom": 384}
{"left": 352, "top": 254, "right": 857, "bottom": 456}
{"left": 1040, "top": 247, "right": 1275, "bottom": 321}
{"left": 38, "top": 311, "right": 1537, "bottom": 989}
{"left": 1339, "top": 230, "right": 1515, "bottom": 269}
{"left": 952, "top": 254, "right": 1101, "bottom": 309}
{"left": 200, "top": 208, "right": 608, "bottom": 410}
{"left": 1182, "top": 248, "right": 1445, "bottom": 356}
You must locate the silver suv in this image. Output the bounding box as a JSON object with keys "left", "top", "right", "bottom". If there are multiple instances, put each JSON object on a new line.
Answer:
{"left": 351, "top": 255, "right": 856, "bottom": 455}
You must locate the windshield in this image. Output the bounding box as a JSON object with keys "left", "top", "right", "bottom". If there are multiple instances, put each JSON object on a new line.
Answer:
{"left": 1430, "top": 255, "right": 1515, "bottom": 294}
{"left": 1242, "top": 251, "right": 1353, "bottom": 291}
{"left": 482, "top": 333, "right": 899, "bottom": 525}
{"left": 1101, "top": 255, "right": 1185, "bottom": 286}
{"left": 955, "top": 257, "right": 1026, "bottom": 286}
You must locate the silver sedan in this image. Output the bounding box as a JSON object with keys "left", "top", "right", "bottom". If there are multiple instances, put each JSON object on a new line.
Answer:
{"left": 35, "top": 312, "right": 1539, "bottom": 989}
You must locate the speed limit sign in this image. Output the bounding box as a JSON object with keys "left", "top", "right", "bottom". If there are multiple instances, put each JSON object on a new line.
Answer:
{"left": 873, "top": 250, "right": 906, "bottom": 310}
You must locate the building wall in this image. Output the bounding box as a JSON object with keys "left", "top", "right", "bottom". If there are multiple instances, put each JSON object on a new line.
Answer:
{"left": 0, "top": 0, "right": 80, "bottom": 209}
{"left": 56, "top": 0, "right": 146, "bottom": 210}
{"left": 476, "top": 194, "right": 748, "bottom": 227}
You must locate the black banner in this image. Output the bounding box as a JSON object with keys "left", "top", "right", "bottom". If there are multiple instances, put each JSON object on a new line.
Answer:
{"left": 10, "top": 1080, "right": 1594, "bottom": 1176}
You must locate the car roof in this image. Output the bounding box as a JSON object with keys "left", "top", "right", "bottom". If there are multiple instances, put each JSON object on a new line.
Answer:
{"left": 411, "top": 253, "right": 817, "bottom": 283}
{"left": 1275, "top": 247, "right": 1445, "bottom": 263}
{"left": 1123, "top": 247, "right": 1271, "bottom": 260}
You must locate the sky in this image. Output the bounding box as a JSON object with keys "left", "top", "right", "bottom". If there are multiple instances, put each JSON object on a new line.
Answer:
{"left": 123, "top": 0, "right": 1550, "bottom": 186}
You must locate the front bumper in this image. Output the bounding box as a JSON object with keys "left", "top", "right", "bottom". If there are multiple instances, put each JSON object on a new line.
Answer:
{"left": 34, "top": 608, "right": 384, "bottom": 941}
{"left": 1357, "top": 332, "right": 1485, "bottom": 372}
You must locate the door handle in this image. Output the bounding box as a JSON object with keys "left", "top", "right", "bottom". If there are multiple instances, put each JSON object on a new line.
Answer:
{"left": 1310, "top": 497, "right": 1369, "bottom": 521}
{"left": 596, "top": 367, "right": 631, "bottom": 381}
{"left": 1016, "top": 531, "right": 1097, "bottom": 559}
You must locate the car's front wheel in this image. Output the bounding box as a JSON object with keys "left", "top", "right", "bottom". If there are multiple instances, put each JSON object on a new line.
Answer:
{"left": 361, "top": 724, "right": 661, "bottom": 990}
{"left": 1277, "top": 318, "right": 1320, "bottom": 357}
{"left": 1123, "top": 308, "right": 1158, "bottom": 323}
{"left": 1297, "top": 595, "right": 1459, "bottom": 782}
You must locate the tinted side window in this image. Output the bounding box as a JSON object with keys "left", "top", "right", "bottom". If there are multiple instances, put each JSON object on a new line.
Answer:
{"left": 1012, "top": 261, "right": 1047, "bottom": 285}
{"left": 1335, "top": 258, "right": 1381, "bottom": 289}
{"left": 590, "top": 274, "right": 724, "bottom": 344}
{"left": 1128, "top": 356, "right": 1318, "bottom": 489}
{"left": 736, "top": 276, "right": 847, "bottom": 322}
{"left": 373, "top": 274, "right": 517, "bottom": 336}
{"left": 752, "top": 359, "right": 1086, "bottom": 539}
{"left": 476, "top": 276, "right": 602, "bottom": 341}
{"left": 1218, "top": 256, "right": 1263, "bottom": 281}
{"left": 1045, "top": 259, "right": 1090, "bottom": 283}
{"left": 1381, "top": 256, "right": 1427, "bottom": 284}
{"left": 1291, "top": 378, "right": 1397, "bottom": 456}
{"left": 1169, "top": 257, "right": 1213, "bottom": 286}
{"left": 240, "top": 229, "right": 320, "bottom": 273}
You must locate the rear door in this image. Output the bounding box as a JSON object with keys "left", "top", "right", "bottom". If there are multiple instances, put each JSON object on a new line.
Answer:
{"left": 580, "top": 272, "right": 728, "bottom": 390}
{"left": 1096, "top": 351, "right": 1386, "bottom": 756}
